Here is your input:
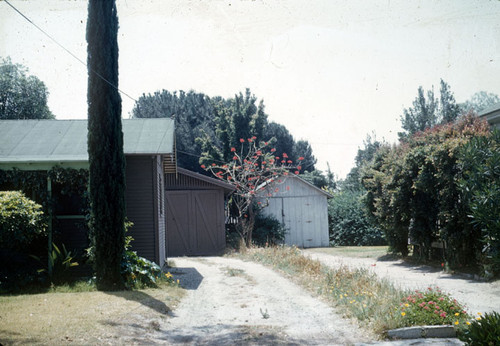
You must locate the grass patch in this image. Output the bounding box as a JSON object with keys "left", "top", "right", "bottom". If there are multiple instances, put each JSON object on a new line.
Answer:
{"left": 308, "top": 246, "right": 391, "bottom": 259}
{"left": 0, "top": 281, "right": 185, "bottom": 345}
{"left": 238, "top": 246, "right": 469, "bottom": 337}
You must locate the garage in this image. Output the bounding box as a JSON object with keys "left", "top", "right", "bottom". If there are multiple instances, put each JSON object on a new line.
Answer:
{"left": 165, "top": 168, "right": 234, "bottom": 257}
{"left": 257, "top": 175, "right": 332, "bottom": 248}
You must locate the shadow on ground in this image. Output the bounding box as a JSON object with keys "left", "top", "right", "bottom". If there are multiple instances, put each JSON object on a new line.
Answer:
{"left": 104, "top": 290, "right": 171, "bottom": 314}
{"left": 169, "top": 266, "right": 204, "bottom": 290}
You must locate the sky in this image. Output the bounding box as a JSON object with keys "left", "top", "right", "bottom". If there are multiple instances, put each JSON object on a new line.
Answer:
{"left": 1, "top": 0, "right": 499, "bottom": 178}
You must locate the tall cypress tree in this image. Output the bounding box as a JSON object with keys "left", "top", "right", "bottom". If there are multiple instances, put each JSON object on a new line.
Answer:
{"left": 86, "top": 0, "right": 126, "bottom": 290}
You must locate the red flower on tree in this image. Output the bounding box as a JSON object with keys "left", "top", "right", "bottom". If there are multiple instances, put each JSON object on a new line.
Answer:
{"left": 201, "top": 136, "right": 303, "bottom": 245}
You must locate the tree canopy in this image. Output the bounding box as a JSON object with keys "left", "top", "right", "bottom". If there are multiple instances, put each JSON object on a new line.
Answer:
{"left": 0, "top": 57, "right": 54, "bottom": 120}
{"left": 132, "top": 88, "right": 316, "bottom": 173}
{"left": 399, "top": 79, "right": 461, "bottom": 139}
{"left": 461, "top": 91, "right": 500, "bottom": 114}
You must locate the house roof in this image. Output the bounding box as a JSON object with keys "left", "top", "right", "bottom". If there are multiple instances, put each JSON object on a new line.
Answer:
{"left": 0, "top": 118, "right": 174, "bottom": 170}
{"left": 257, "top": 174, "right": 333, "bottom": 199}
{"left": 478, "top": 102, "right": 500, "bottom": 128}
{"left": 176, "top": 167, "right": 236, "bottom": 193}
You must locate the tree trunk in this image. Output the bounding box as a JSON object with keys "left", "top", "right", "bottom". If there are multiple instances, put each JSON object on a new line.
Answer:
{"left": 87, "top": 0, "right": 126, "bottom": 291}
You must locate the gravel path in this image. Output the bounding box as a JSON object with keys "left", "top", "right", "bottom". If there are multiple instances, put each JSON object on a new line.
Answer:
{"left": 157, "top": 256, "right": 374, "bottom": 345}
{"left": 302, "top": 249, "right": 500, "bottom": 315}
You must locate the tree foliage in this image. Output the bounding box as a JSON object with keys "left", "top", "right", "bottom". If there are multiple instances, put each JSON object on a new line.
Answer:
{"left": 399, "top": 79, "right": 461, "bottom": 139}
{"left": 459, "top": 129, "right": 500, "bottom": 276}
{"left": 132, "top": 89, "right": 216, "bottom": 172}
{"left": 363, "top": 114, "right": 492, "bottom": 268}
{"left": 328, "top": 189, "right": 385, "bottom": 246}
{"left": 86, "top": 0, "right": 126, "bottom": 290}
{"left": 461, "top": 91, "right": 500, "bottom": 114}
{"left": 0, "top": 191, "right": 47, "bottom": 252}
{"left": 0, "top": 57, "right": 54, "bottom": 120}
{"left": 202, "top": 137, "right": 304, "bottom": 245}
{"left": 131, "top": 88, "right": 316, "bottom": 173}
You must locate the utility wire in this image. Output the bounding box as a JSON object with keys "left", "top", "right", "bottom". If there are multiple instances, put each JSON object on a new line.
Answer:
{"left": 3, "top": 0, "right": 137, "bottom": 103}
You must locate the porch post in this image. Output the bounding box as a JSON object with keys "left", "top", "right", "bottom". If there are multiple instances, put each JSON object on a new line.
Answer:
{"left": 47, "top": 175, "right": 53, "bottom": 277}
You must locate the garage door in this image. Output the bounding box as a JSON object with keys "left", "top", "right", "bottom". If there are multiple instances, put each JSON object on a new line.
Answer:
{"left": 165, "top": 190, "right": 225, "bottom": 257}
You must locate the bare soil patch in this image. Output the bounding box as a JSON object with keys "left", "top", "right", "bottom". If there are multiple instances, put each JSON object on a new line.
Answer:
{"left": 159, "top": 256, "right": 375, "bottom": 345}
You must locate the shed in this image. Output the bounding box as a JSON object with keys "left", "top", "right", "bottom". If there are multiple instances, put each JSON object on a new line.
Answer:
{"left": 0, "top": 118, "right": 174, "bottom": 266}
{"left": 164, "top": 167, "right": 234, "bottom": 257}
{"left": 257, "top": 175, "right": 332, "bottom": 248}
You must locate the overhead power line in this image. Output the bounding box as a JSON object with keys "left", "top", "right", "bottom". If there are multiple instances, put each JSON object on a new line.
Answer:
{"left": 3, "top": 0, "right": 137, "bottom": 103}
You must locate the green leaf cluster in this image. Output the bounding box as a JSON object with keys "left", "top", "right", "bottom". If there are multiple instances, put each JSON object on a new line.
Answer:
{"left": 459, "top": 311, "right": 500, "bottom": 345}
{"left": 459, "top": 129, "right": 500, "bottom": 277}
{"left": 0, "top": 57, "right": 54, "bottom": 120}
{"left": 396, "top": 287, "right": 470, "bottom": 327}
{"left": 328, "top": 189, "right": 385, "bottom": 246}
{"left": 362, "top": 114, "right": 494, "bottom": 271}
{"left": 132, "top": 88, "right": 317, "bottom": 173}
{"left": 0, "top": 191, "right": 47, "bottom": 251}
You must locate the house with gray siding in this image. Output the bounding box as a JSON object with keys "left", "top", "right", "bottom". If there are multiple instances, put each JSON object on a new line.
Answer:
{"left": 0, "top": 118, "right": 173, "bottom": 266}
{"left": 479, "top": 102, "right": 500, "bottom": 129}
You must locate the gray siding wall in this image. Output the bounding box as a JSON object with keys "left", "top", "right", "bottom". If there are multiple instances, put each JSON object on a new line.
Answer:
{"left": 125, "top": 155, "right": 157, "bottom": 263}
{"left": 258, "top": 176, "right": 330, "bottom": 248}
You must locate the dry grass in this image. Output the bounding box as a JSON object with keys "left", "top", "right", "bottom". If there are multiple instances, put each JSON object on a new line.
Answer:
{"left": 308, "top": 246, "right": 391, "bottom": 259}
{"left": 238, "top": 246, "right": 405, "bottom": 336}
{"left": 0, "top": 282, "right": 185, "bottom": 345}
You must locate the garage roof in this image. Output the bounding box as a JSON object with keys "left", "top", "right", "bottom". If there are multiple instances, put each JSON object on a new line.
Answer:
{"left": 0, "top": 118, "right": 174, "bottom": 169}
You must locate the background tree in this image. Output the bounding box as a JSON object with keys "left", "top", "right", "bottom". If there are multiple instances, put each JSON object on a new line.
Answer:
{"left": 86, "top": 0, "right": 126, "bottom": 290}
{"left": 0, "top": 57, "right": 54, "bottom": 119}
{"left": 398, "top": 80, "right": 461, "bottom": 139}
{"left": 131, "top": 88, "right": 317, "bottom": 174}
{"left": 461, "top": 91, "right": 500, "bottom": 114}
{"left": 399, "top": 86, "right": 438, "bottom": 139}
{"left": 439, "top": 79, "right": 461, "bottom": 124}
{"left": 132, "top": 89, "right": 215, "bottom": 172}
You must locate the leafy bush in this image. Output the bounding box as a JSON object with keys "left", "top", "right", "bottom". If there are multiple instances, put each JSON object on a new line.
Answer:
{"left": 328, "top": 189, "right": 385, "bottom": 246}
{"left": 252, "top": 213, "right": 287, "bottom": 246}
{"left": 0, "top": 191, "right": 47, "bottom": 251}
{"left": 459, "top": 129, "right": 500, "bottom": 277}
{"left": 87, "top": 222, "right": 163, "bottom": 289}
{"left": 32, "top": 243, "right": 79, "bottom": 285}
{"left": 121, "top": 249, "right": 162, "bottom": 289}
{"left": 396, "top": 287, "right": 470, "bottom": 327}
{"left": 459, "top": 311, "right": 500, "bottom": 345}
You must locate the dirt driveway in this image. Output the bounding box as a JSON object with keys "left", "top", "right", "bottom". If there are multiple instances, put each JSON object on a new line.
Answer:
{"left": 302, "top": 249, "right": 500, "bottom": 316}
{"left": 148, "top": 256, "right": 374, "bottom": 345}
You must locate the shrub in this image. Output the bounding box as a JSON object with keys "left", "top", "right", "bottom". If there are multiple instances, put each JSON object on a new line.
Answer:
{"left": 121, "top": 248, "right": 162, "bottom": 289}
{"left": 252, "top": 213, "right": 287, "bottom": 246}
{"left": 328, "top": 189, "right": 385, "bottom": 246}
{"left": 459, "top": 311, "right": 500, "bottom": 345}
{"left": 396, "top": 287, "right": 470, "bottom": 327}
{"left": 0, "top": 191, "right": 47, "bottom": 251}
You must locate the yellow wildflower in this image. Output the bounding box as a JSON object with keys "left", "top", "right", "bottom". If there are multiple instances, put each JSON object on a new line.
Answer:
{"left": 454, "top": 312, "right": 460, "bottom": 316}
{"left": 401, "top": 312, "right": 406, "bottom": 317}
{"left": 466, "top": 321, "right": 471, "bottom": 325}
{"left": 454, "top": 321, "right": 459, "bottom": 325}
